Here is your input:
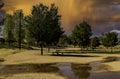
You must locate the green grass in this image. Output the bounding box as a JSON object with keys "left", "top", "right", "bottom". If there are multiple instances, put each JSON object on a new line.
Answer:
{"left": 0, "top": 47, "right": 119, "bottom": 79}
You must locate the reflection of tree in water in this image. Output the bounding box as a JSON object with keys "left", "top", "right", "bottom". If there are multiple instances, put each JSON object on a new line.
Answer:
{"left": 0, "top": 63, "right": 59, "bottom": 75}
{"left": 72, "top": 63, "right": 91, "bottom": 79}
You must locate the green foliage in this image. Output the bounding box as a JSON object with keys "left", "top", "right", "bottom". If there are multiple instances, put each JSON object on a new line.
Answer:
{"left": 25, "top": 4, "right": 48, "bottom": 44}
{"left": 13, "top": 10, "right": 25, "bottom": 42}
{"left": 25, "top": 3, "right": 63, "bottom": 54}
{"left": 45, "top": 4, "right": 64, "bottom": 45}
{"left": 101, "top": 32, "right": 118, "bottom": 47}
{"left": 58, "top": 34, "right": 68, "bottom": 46}
{"left": 4, "top": 14, "right": 15, "bottom": 45}
{"left": 71, "top": 21, "right": 92, "bottom": 48}
{"left": 69, "top": 33, "right": 78, "bottom": 47}
{"left": 101, "top": 32, "right": 118, "bottom": 52}
{"left": 90, "top": 37, "right": 100, "bottom": 49}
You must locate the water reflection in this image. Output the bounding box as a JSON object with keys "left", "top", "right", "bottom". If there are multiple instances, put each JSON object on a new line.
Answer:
{"left": 58, "top": 63, "right": 91, "bottom": 79}
{"left": 0, "top": 62, "right": 120, "bottom": 79}
{"left": 71, "top": 63, "right": 91, "bottom": 79}
{"left": 58, "top": 62, "right": 120, "bottom": 79}
{"left": 0, "top": 63, "right": 59, "bottom": 75}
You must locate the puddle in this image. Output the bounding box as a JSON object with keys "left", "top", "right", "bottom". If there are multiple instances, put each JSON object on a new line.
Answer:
{"left": 0, "top": 63, "right": 59, "bottom": 75}
{"left": 58, "top": 62, "right": 120, "bottom": 79}
{"left": 0, "top": 59, "right": 120, "bottom": 79}
{"left": 58, "top": 62, "right": 79, "bottom": 79}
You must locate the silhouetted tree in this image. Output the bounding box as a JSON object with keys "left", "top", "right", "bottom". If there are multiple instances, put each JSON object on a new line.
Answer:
{"left": 45, "top": 4, "right": 64, "bottom": 52}
{"left": 58, "top": 34, "right": 68, "bottom": 47}
{"left": 90, "top": 37, "right": 100, "bottom": 49}
{"left": 69, "top": 33, "right": 78, "bottom": 47}
{"left": 4, "top": 14, "right": 15, "bottom": 46}
{"left": 25, "top": 3, "right": 63, "bottom": 55}
{"left": 25, "top": 4, "right": 48, "bottom": 55}
{"left": 71, "top": 21, "right": 92, "bottom": 50}
{"left": 101, "top": 32, "right": 118, "bottom": 52}
{"left": 13, "top": 10, "right": 25, "bottom": 49}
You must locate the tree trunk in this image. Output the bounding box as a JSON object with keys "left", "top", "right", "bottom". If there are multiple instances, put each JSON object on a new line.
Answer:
{"left": 111, "top": 46, "right": 113, "bottom": 53}
{"left": 41, "top": 45, "right": 43, "bottom": 55}
{"left": 18, "top": 12, "right": 22, "bottom": 50}
{"left": 48, "top": 45, "right": 50, "bottom": 53}
{"left": 86, "top": 46, "right": 89, "bottom": 50}
{"left": 80, "top": 46, "right": 83, "bottom": 53}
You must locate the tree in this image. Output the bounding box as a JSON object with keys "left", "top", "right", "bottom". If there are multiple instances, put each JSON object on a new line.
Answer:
{"left": 25, "top": 4, "right": 48, "bottom": 55}
{"left": 90, "top": 37, "right": 100, "bottom": 49}
{"left": 13, "top": 10, "right": 25, "bottom": 49}
{"left": 69, "top": 33, "right": 78, "bottom": 47}
{"left": 71, "top": 21, "right": 92, "bottom": 50}
{"left": 25, "top": 3, "right": 63, "bottom": 55}
{"left": 101, "top": 32, "right": 118, "bottom": 52}
{"left": 58, "top": 34, "right": 68, "bottom": 47}
{"left": 45, "top": 4, "right": 64, "bottom": 52}
{"left": 4, "top": 14, "right": 15, "bottom": 46}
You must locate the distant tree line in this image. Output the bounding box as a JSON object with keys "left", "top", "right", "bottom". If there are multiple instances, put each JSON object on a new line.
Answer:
{"left": 59, "top": 21, "right": 118, "bottom": 53}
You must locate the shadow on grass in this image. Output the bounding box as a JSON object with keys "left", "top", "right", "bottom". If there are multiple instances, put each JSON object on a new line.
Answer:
{"left": 53, "top": 49, "right": 120, "bottom": 55}
{"left": 0, "top": 63, "right": 59, "bottom": 76}
{"left": 51, "top": 54, "right": 100, "bottom": 57}
{"left": 0, "top": 44, "right": 34, "bottom": 50}
{"left": 0, "top": 58, "right": 5, "bottom": 62}
{"left": 102, "top": 56, "right": 120, "bottom": 63}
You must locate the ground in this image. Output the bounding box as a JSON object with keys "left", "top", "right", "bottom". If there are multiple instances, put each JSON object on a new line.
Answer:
{"left": 0, "top": 47, "right": 120, "bottom": 79}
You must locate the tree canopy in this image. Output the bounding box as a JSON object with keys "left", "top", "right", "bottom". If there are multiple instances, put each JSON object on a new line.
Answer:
{"left": 13, "top": 10, "right": 25, "bottom": 49}
{"left": 25, "top": 3, "right": 63, "bottom": 55}
{"left": 101, "top": 32, "right": 118, "bottom": 52}
{"left": 71, "top": 21, "right": 92, "bottom": 49}
{"left": 4, "top": 14, "right": 14, "bottom": 46}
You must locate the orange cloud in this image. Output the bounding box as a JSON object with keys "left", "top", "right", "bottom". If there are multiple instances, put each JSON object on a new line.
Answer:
{"left": 2, "top": 0, "right": 120, "bottom": 35}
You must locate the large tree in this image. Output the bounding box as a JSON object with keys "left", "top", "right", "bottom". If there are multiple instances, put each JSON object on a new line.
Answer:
{"left": 25, "top": 3, "right": 63, "bottom": 55}
{"left": 4, "top": 14, "right": 15, "bottom": 46}
{"left": 101, "top": 32, "right": 118, "bottom": 52}
{"left": 71, "top": 21, "right": 92, "bottom": 50}
{"left": 13, "top": 10, "right": 25, "bottom": 49}
{"left": 45, "top": 4, "right": 64, "bottom": 52}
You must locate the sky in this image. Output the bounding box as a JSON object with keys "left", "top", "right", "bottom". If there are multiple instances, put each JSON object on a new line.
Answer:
{"left": 1, "top": 0, "right": 120, "bottom": 36}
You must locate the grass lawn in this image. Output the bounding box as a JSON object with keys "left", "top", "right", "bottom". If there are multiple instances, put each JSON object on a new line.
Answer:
{"left": 0, "top": 47, "right": 120, "bottom": 79}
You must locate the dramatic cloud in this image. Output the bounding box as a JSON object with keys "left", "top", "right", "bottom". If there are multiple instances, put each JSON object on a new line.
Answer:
{"left": 0, "top": 0, "right": 4, "bottom": 9}
{"left": 0, "top": 0, "right": 5, "bottom": 25}
{"left": 2, "top": 0, "right": 120, "bottom": 35}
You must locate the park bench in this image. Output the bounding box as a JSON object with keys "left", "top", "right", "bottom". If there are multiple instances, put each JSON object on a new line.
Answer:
{"left": 52, "top": 49, "right": 64, "bottom": 55}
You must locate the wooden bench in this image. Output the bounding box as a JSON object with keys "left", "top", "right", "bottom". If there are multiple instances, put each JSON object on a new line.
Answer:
{"left": 52, "top": 49, "right": 63, "bottom": 55}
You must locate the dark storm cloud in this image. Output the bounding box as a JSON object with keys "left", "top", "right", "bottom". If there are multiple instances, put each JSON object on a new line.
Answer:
{"left": 2, "top": 0, "right": 120, "bottom": 35}
{"left": 0, "top": 0, "right": 5, "bottom": 25}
